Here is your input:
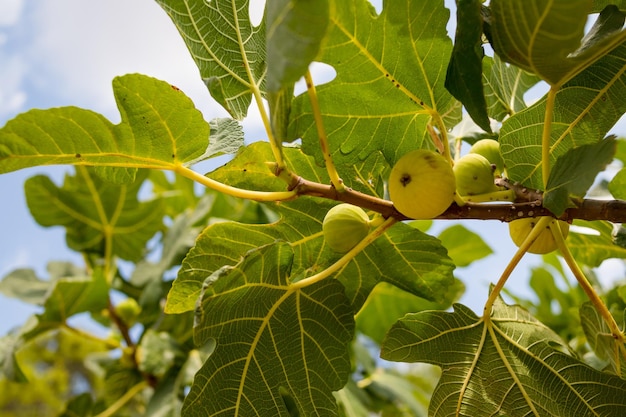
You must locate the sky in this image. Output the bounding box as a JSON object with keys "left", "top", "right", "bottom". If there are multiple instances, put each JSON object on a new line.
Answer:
{"left": 0, "top": 0, "right": 624, "bottom": 336}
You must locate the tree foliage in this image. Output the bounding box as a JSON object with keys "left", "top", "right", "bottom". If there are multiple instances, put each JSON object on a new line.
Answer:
{"left": 1, "top": 0, "right": 626, "bottom": 416}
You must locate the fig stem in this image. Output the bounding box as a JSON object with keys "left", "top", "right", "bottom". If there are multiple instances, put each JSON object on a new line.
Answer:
{"left": 174, "top": 165, "right": 298, "bottom": 202}
{"left": 483, "top": 216, "right": 552, "bottom": 317}
{"left": 541, "top": 88, "right": 557, "bottom": 188}
{"left": 305, "top": 70, "right": 345, "bottom": 192}
{"left": 290, "top": 217, "right": 397, "bottom": 290}
{"left": 551, "top": 221, "right": 626, "bottom": 369}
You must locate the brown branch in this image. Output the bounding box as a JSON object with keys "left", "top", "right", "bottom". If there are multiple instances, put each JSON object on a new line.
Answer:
{"left": 291, "top": 175, "right": 626, "bottom": 223}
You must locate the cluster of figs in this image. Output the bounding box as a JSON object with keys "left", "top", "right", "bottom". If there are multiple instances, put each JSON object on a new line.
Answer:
{"left": 323, "top": 140, "right": 569, "bottom": 255}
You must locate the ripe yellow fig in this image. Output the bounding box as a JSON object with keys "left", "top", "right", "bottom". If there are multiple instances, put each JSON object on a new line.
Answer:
{"left": 323, "top": 203, "right": 370, "bottom": 253}
{"left": 469, "top": 139, "right": 504, "bottom": 175}
{"left": 454, "top": 153, "right": 497, "bottom": 196}
{"left": 388, "top": 149, "right": 456, "bottom": 219}
{"left": 508, "top": 217, "right": 570, "bottom": 254}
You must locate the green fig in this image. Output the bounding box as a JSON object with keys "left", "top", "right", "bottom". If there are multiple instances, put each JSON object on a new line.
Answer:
{"left": 469, "top": 139, "right": 504, "bottom": 175}
{"left": 454, "top": 153, "right": 497, "bottom": 196}
{"left": 323, "top": 204, "right": 370, "bottom": 253}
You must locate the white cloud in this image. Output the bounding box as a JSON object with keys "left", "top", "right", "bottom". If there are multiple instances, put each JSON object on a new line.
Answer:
{"left": 0, "top": 0, "right": 24, "bottom": 26}
{"left": 0, "top": 54, "right": 27, "bottom": 117}
{"left": 1, "top": 0, "right": 242, "bottom": 126}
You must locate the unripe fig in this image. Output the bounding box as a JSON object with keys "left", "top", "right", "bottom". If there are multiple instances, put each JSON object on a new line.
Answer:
{"left": 469, "top": 139, "right": 504, "bottom": 175}
{"left": 453, "top": 153, "right": 496, "bottom": 196}
{"left": 508, "top": 217, "right": 570, "bottom": 254}
{"left": 323, "top": 203, "right": 370, "bottom": 253}
{"left": 388, "top": 149, "right": 456, "bottom": 219}
{"left": 115, "top": 298, "right": 142, "bottom": 326}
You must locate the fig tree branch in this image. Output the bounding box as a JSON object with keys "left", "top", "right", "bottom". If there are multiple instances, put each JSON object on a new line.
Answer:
{"left": 291, "top": 175, "right": 626, "bottom": 223}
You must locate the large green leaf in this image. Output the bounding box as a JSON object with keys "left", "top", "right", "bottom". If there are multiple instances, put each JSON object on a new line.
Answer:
{"left": 155, "top": 0, "right": 266, "bottom": 119}
{"left": 488, "top": 0, "right": 592, "bottom": 85}
{"left": 381, "top": 296, "right": 626, "bottom": 416}
{"left": 0, "top": 74, "right": 213, "bottom": 182}
{"left": 288, "top": 0, "right": 458, "bottom": 168}
{"left": 25, "top": 167, "right": 163, "bottom": 261}
{"left": 183, "top": 242, "right": 354, "bottom": 416}
{"left": 499, "top": 37, "right": 626, "bottom": 189}
{"left": 166, "top": 142, "right": 455, "bottom": 314}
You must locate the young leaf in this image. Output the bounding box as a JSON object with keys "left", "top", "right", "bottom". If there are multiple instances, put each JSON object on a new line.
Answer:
{"left": 543, "top": 137, "right": 617, "bottom": 216}
{"left": 609, "top": 166, "right": 626, "bottom": 199}
{"left": 266, "top": 0, "right": 330, "bottom": 92}
{"left": 289, "top": 0, "right": 457, "bottom": 168}
{"left": 25, "top": 168, "right": 163, "bottom": 261}
{"left": 445, "top": 0, "right": 491, "bottom": 132}
{"left": 437, "top": 224, "right": 493, "bottom": 267}
{"left": 483, "top": 54, "right": 541, "bottom": 121}
{"left": 381, "top": 296, "right": 626, "bottom": 416}
{"left": 155, "top": 0, "right": 266, "bottom": 119}
{"left": 25, "top": 272, "right": 109, "bottom": 340}
{"left": 500, "top": 39, "right": 626, "bottom": 189}
{"left": 183, "top": 242, "right": 354, "bottom": 416}
{"left": 0, "top": 74, "right": 211, "bottom": 181}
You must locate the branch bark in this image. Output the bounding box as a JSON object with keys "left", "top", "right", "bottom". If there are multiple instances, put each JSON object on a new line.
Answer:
{"left": 292, "top": 176, "right": 626, "bottom": 223}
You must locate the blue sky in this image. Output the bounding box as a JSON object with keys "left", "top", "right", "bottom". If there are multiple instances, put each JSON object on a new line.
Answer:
{"left": 1, "top": 0, "right": 624, "bottom": 336}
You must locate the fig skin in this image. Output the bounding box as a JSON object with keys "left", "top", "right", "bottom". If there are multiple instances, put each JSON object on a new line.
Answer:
{"left": 453, "top": 153, "right": 497, "bottom": 196}
{"left": 469, "top": 139, "right": 504, "bottom": 175}
{"left": 509, "top": 217, "right": 570, "bottom": 254}
{"left": 388, "top": 149, "right": 456, "bottom": 219}
{"left": 323, "top": 203, "right": 370, "bottom": 253}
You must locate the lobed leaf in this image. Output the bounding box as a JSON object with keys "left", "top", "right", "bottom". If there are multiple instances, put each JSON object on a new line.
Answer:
{"left": 500, "top": 37, "right": 626, "bottom": 189}
{"left": 288, "top": 0, "right": 458, "bottom": 168}
{"left": 25, "top": 167, "right": 164, "bottom": 261}
{"left": 381, "top": 296, "right": 626, "bottom": 416}
{"left": 488, "top": 0, "right": 591, "bottom": 85}
{"left": 155, "top": 0, "right": 266, "bottom": 119}
{"left": 183, "top": 242, "right": 354, "bottom": 416}
{"left": 0, "top": 74, "right": 213, "bottom": 181}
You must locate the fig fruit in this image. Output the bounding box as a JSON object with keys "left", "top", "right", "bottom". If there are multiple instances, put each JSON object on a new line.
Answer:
{"left": 469, "top": 139, "right": 504, "bottom": 175}
{"left": 323, "top": 203, "right": 370, "bottom": 253}
{"left": 508, "top": 217, "right": 570, "bottom": 254}
{"left": 454, "top": 153, "right": 497, "bottom": 196}
{"left": 115, "top": 298, "right": 141, "bottom": 326}
{"left": 388, "top": 149, "right": 456, "bottom": 219}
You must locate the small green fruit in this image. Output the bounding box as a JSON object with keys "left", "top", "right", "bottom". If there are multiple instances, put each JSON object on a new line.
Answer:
{"left": 115, "top": 298, "right": 142, "bottom": 326}
{"left": 509, "top": 217, "right": 570, "bottom": 254}
{"left": 388, "top": 149, "right": 456, "bottom": 219}
{"left": 453, "top": 153, "right": 496, "bottom": 196}
{"left": 469, "top": 139, "right": 504, "bottom": 175}
{"left": 323, "top": 203, "right": 370, "bottom": 253}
